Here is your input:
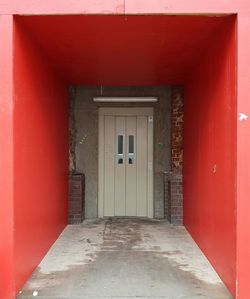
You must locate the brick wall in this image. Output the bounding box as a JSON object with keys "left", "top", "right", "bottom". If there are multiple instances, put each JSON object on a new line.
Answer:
{"left": 164, "top": 86, "right": 184, "bottom": 224}
{"left": 68, "top": 173, "right": 85, "bottom": 224}
{"left": 164, "top": 172, "right": 183, "bottom": 224}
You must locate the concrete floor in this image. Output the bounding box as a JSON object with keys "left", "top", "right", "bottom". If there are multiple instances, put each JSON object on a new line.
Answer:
{"left": 17, "top": 218, "right": 233, "bottom": 299}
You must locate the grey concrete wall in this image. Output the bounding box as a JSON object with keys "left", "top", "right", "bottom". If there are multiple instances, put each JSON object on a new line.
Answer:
{"left": 72, "top": 86, "right": 171, "bottom": 219}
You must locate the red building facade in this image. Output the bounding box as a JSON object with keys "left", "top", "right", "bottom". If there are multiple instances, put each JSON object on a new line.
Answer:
{"left": 0, "top": 1, "right": 250, "bottom": 299}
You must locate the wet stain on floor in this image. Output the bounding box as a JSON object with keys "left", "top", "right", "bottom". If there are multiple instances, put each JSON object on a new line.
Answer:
{"left": 17, "top": 218, "right": 233, "bottom": 299}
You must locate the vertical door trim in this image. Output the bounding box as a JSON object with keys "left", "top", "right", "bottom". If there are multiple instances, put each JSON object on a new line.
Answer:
{"left": 147, "top": 115, "right": 154, "bottom": 218}
{"left": 98, "top": 107, "right": 154, "bottom": 218}
{"left": 98, "top": 114, "right": 104, "bottom": 217}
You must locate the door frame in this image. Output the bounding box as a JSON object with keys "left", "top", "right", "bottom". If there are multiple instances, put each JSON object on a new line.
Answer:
{"left": 98, "top": 107, "right": 154, "bottom": 218}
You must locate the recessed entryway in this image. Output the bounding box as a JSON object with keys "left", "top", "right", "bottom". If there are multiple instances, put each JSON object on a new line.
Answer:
{"left": 9, "top": 14, "right": 237, "bottom": 299}
{"left": 70, "top": 86, "right": 172, "bottom": 219}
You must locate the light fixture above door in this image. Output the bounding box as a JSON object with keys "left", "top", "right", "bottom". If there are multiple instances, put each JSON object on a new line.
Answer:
{"left": 93, "top": 97, "right": 158, "bottom": 103}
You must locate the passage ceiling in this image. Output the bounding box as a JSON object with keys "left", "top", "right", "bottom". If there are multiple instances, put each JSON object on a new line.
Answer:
{"left": 17, "top": 15, "right": 232, "bottom": 85}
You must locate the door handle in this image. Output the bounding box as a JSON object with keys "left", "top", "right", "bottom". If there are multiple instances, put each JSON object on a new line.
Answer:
{"left": 117, "top": 134, "right": 124, "bottom": 164}
{"left": 128, "top": 135, "right": 135, "bottom": 164}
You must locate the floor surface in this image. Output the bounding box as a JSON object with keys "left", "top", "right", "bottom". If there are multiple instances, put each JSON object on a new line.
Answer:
{"left": 17, "top": 218, "right": 233, "bottom": 299}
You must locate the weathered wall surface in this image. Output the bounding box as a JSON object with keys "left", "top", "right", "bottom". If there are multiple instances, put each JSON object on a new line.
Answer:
{"left": 164, "top": 86, "right": 184, "bottom": 224}
{"left": 171, "top": 87, "right": 184, "bottom": 172}
{"left": 72, "top": 86, "right": 171, "bottom": 219}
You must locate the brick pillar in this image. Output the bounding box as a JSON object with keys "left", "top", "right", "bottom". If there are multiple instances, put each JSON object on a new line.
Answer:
{"left": 172, "top": 86, "right": 184, "bottom": 171}
{"left": 164, "top": 86, "right": 184, "bottom": 224}
{"left": 169, "top": 173, "right": 183, "bottom": 224}
{"left": 163, "top": 172, "right": 171, "bottom": 221}
{"left": 68, "top": 173, "right": 85, "bottom": 224}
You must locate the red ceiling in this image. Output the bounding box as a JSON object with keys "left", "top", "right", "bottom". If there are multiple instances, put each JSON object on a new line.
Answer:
{"left": 17, "top": 15, "right": 231, "bottom": 85}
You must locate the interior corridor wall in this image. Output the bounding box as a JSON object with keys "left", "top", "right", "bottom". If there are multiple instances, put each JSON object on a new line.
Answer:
{"left": 13, "top": 19, "right": 69, "bottom": 294}
{"left": 184, "top": 17, "right": 236, "bottom": 295}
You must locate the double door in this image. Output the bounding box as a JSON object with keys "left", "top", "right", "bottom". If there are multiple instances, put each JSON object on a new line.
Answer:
{"left": 98, "top": 108, "right": 153, "bottom": 218}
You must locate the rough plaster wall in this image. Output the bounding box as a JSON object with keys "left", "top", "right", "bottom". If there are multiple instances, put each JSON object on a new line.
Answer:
{"left": 69, "top": 86, "right": 77, "bottom": 172}
{"left": 171, "top": 86, "right": 184, "bottom": 172}
{"left": 73, "top": 86, "right": 171, "bottom": 219}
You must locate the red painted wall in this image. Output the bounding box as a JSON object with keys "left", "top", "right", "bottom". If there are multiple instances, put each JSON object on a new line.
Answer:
{"left": 0, "top": 15, "right": 15, "bottom": 299}
{"left": 236, "top": 13, "right": 250, "bottom": 299}
{"left": 184, "top": 17, "right": 237, "bottom": 295}
{"left": 17, "top": 15, "right": 229, "bottom": 86}
{"left": 13, "top": 19, "right": 68, "bottom": 293}
{"left": 0, "top": 0, "right": 249, "bottom": 15}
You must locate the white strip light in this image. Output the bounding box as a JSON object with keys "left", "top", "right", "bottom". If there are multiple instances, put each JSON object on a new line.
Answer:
{"left": 93, "top": 97, "right": 158, "bottom": 102}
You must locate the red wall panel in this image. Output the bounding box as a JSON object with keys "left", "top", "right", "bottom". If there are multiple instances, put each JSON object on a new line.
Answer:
{"left": 0, "top": 15, "right": 15, "bottom": 299}
{"left": 184, "top": 17, "right": 237, "bottom": 295}
{"left": 13, "top": 19, "right": 68, "bottom": 293}
{"left": 236, "top": 12, "right": 250, "bottom": 299}
{"left": 16, "top": 15, "right": 230, "bottom": 86}
{"left": 0, "top": 0, "right": 249, "bottom": 15}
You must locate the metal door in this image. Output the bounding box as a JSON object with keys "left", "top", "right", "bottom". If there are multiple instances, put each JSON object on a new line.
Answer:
{"left": 98, "top": 108, "right": 153, "bottom": 218}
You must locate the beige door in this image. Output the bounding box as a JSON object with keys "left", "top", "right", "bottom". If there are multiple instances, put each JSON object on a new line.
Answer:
{"left": 98, "top": 108, "right": 153, "bottom": 218}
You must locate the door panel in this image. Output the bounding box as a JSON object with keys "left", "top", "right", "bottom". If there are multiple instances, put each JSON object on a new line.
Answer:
{"left": 136, "top": 116, "right": 148, "bottom": 216}
{"left": 126, "top": 116, "right": 137, "bottom": 216}
{"left": 147, "top": 115, "right": 154, "bottom": 218}
{"left": 114, "top": 117, "right": 126, "bottom": 216}
{"left": 104, "top": 116, "right": 115, "bottom": 216}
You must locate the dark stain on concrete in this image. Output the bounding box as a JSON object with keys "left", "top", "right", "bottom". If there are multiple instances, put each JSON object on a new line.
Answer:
{"left": 17, "top": 219, "right": 233, "bottom": 299}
